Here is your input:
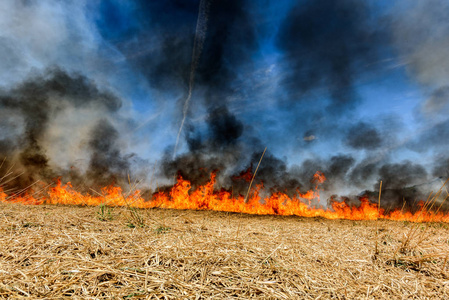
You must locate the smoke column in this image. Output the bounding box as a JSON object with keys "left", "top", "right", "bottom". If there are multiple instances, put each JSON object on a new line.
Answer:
{"left": 173, "top": 0, "right": 210, "bottom": 159}
{"left": 1, "top": 0, "right": 449, "bottom": 212}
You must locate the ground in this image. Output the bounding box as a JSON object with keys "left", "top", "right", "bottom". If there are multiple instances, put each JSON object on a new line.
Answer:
{"left": 0, "top": 203, "right": 448, "bottom": 299}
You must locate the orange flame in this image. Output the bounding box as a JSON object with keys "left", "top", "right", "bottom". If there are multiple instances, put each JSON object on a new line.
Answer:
{"left": 1, "top": 171, "right": 448, "bottom": 222}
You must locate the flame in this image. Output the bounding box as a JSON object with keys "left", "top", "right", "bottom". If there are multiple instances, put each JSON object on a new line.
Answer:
{"left": 1, "top": 171, "right": 449, "bottom": 222}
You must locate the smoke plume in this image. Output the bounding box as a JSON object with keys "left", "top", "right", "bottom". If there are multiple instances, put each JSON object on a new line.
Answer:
{"left": 1, "top": 0, "right": 448, "bottom": 211}
{"left": 0, "top": 68, "right": 140, "bottom": 191}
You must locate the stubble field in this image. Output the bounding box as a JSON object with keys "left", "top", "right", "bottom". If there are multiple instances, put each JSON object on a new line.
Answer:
{"left": 1, "top": 203, "right": 448, "bottom": 299}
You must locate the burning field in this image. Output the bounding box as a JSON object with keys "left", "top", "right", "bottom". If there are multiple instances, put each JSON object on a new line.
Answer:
{"left": 1, "top": 164, "right": 449, "bottom": 298}
{"left": 2, "top": 169, "right": 449, "bottom": 223}
{"left": 2, "top": 0, "right": 449, "bottom": 298}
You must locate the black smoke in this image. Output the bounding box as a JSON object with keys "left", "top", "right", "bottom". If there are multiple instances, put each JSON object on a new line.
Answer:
{"left": 206, "top": 106, "right": 244, "bottom": 150}
{"left": 98, "top": 0, "right": 199, "bottom": 91}
{"left": 276, "top": 0, "right": 384, "bottom": 112}
{"left": 2, "top": 1, "right": 446, "bottom": 213}
{"left": 85, "top": 120, "right": 132, "bottom": 188}
{"left": 433, "top": 156, "right": 449, "bottom": 180}
{"left": 345, "top": 122, "right": 383, "bottom": 150}
{"left": 235, "top": 152, "right": 302, "bottom": 197}
{"left": 291, "top": 155, "right": 355, "bottom": 192}
{"left": 161, "top": 107, "right": 248, "bottom": 189}
{"left": 154, "top": 0, "right": 439, "bottom": 209}
{"left": 194, "top": 0, "right": 257, "bottom": 98}
{"left": 349, "top": 161, "right": 379, "bottom": 190}
{"left": 0, "top": 68, "right": 139, "bottom": 191}
{"left": 160, "top": 0, "right": 261, "bottom": 188}
{"left": 376, "top": 161, "right": 428, "bottom": 191}
{"left": 369, "top": 161, "right": 429, "bottom": 211}
{"left": 408, "top": 119, "right": 449, "bottom": 153}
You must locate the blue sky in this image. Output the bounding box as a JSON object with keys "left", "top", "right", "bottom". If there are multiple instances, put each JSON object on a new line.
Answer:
{"left": 0, "top": 0, "right": 448, "bottom": 196}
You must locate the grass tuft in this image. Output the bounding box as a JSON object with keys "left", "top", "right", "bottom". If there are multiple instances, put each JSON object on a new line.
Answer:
{"left": 155, "top": 225, "right": 171, "bottom": 234}
{"left": 96, "top": 203, "right": 113, "bottom": 221}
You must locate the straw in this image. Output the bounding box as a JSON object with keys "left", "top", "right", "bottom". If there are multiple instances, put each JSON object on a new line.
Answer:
{"left": 1, "top": 202, "right": 448, "bottom": 299}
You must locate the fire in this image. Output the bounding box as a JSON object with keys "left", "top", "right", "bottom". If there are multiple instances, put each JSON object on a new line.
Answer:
{"left": 1, "top": 171, "right": 449, "bottom": 223}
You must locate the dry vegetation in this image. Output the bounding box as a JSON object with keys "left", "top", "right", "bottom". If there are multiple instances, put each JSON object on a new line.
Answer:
{"left": 1, "top": 203, "right": 449, "bottom": 299}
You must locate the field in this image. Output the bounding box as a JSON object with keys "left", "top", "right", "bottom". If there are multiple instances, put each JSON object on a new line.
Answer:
{"left": 1, "top": 203, "right": 448, "bottom": 299}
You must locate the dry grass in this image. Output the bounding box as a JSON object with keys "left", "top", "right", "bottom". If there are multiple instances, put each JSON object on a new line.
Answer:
{"left": 1, "top": 203, "right": 449, "bottom": 299}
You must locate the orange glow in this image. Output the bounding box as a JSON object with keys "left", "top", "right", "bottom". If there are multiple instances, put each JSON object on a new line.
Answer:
{"left": 1, "top": 171, "right": 448, "bottom": 223}
{"left": 0, "top": 187, "right": 7, "bottom": 202}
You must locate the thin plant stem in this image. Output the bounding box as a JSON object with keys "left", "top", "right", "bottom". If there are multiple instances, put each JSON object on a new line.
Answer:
{"left": 245, "top": 147, "right": 267, "bottom": 202}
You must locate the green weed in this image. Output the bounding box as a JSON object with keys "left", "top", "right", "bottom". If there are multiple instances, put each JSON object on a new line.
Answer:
{"left": 155, "top": 225, "right": 171, "bottom": 234}
{"left": 97, "top": 204, "right": 113, "bottom": 221}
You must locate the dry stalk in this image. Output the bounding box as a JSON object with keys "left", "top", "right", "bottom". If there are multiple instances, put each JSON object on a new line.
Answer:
{"left": 391, "top": 179, "right": 449, "bottom": 268}
{"left": 244, "top": 147, "right": 267, "bottom": 202}
{"left": 6, "top": 180, "right": 41, "bottom": 201}
{"left": 123, "top": 173, "right": 145, "bottom": 227}
{"left": 374, "top": 181, "right": 382, "bottom": 256}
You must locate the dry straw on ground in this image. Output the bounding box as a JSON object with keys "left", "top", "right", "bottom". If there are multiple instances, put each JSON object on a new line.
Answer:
{"left": 1, "top": 203, "right": 449, "bottom": 299}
